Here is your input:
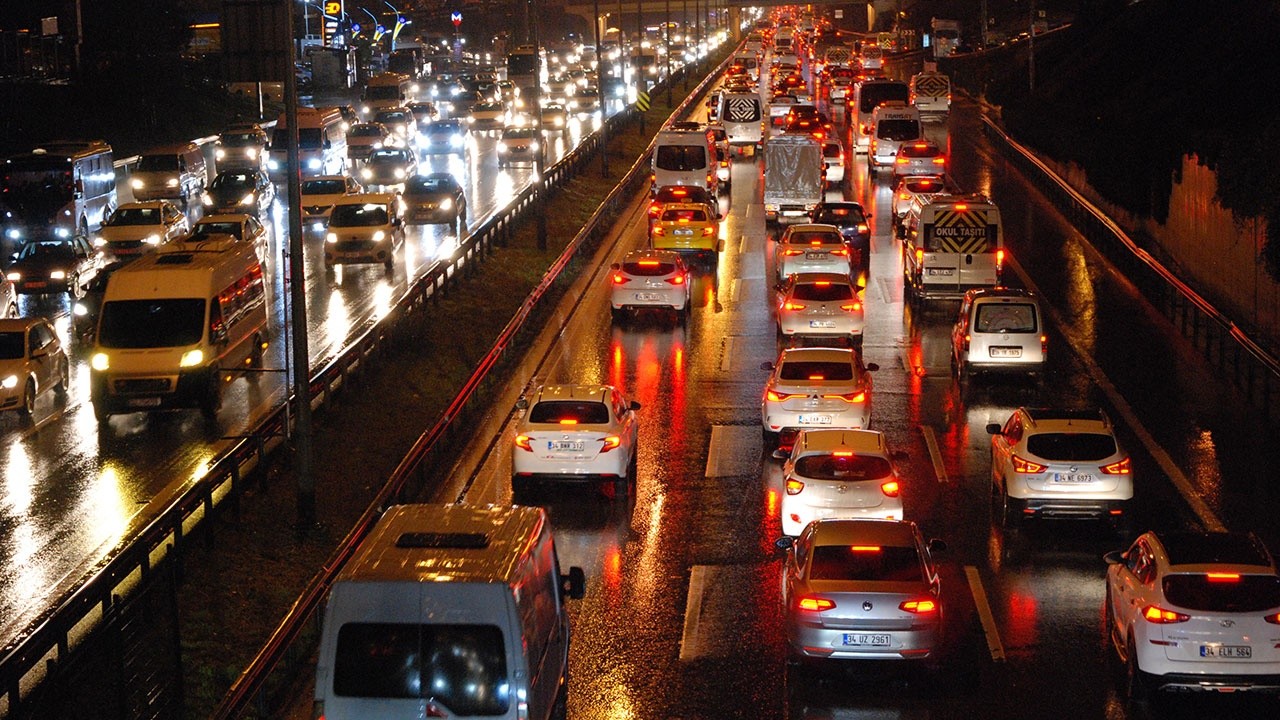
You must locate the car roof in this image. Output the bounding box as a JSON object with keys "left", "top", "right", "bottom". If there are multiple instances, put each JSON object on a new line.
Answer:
{"left": 1154, "top": 531, "right": 1275, "bottom": 570}
{"left": 534, "top": 385, "right": 611, "bottom": 403}
{"left": 194, "top": 213, "right": 252, "bottom": 224}
{"left": 779, "top": 346, "right": 855, "bottom": 364}
{"left": 116, "top": 200, "right": 173, "bottom": 210}
{"left": 0, "top": 317, "right": 47, "bottom": 332}
{"left": 809, "top": 519, "right": 919, "bottom": 547}
{"left": 795, "top": 428, "right": 886, "bottom": 455}
{"left": 791, "top": 272, "right": 853, "bottom": 286}
{"left": 966, "top": 287, "right": 1037, "bottom": 302}
{"left": 1022, "top": 407, "right": 1106, "bottom": 424}
{"left": 621, "top": 248, "right": 682, "bottom": 264}
{"left": 333, "top": 192, "right": 398, "bottom": 206}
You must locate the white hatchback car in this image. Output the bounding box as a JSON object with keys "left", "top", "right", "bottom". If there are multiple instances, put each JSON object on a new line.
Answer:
{"left": 775, "top": 224, "right": 852, "bottom": 284}
{"left": 776, "top": 272, "right": 864, "bottom": 347}
{"left": 512, "top": 384, "right": 641, "bottom": 494}
{"left": 987, "top": 407, "right": 1134, "bottom": 533}
{"left": 92, "top": 201, "right": 189, "bottom": 260}
{"left": 1104, "top": 531, "right": 1280, "bottom": 700}
{"left": 609, "top": 249, "right": 690, "bottom": 323}
{"left": 761, "top": 347, "right": 877, "bottom": 452}
{"left": 781, "top": 429, "right": 904, "bottom": 536}
{"left": 892, "top": 175, "right": 946, "bottom": 221}
{"left": 324, "top": 193, "right": 405, "bottom": 271}
{"left": 301, "top": 175, "right": 364, "bottom": 230}
{"left": 0, "top": 317, "right": 69, "bottom": 417}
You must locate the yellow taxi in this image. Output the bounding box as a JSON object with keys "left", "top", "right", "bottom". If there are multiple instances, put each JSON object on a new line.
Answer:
{"left": 650, "top": 202, "right": 719, "bottom": 255}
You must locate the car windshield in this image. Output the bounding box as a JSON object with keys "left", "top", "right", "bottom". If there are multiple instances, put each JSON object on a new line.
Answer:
{"left": 98, "top": 298, "right": 206, "bottom": 348}
{"left": 302, "top": 179, "right": 347, "bottom": 195}
{"left": 192, "top": 222, "right": 243, "bottom": 239}
{"left": 779, "top": 360, "right": 854, "bottom": 381}
{"left": 349, "top": 125, "right": 385, "bottom": 137}
{"left": 220, "top": 132, "right": 261, "bottom": 146}
{"left": 369, "top": 149, "right": 410, "bottom": 163}
{"left": 974, "top": 303, "right": 1037, "bottom": 333}
{"left": 330, "top": 203, "right": 390, "bottom": 227}
{"left": 107, "top": 208, "right": 161, "bottom": 226}
{"left": 504, "top": 129, "right": 536, "bottom": 139}
{"left": 406, "top": 177, "right": 456, "bottom": 194}
{"left": 1162, "top": 574, "right": 1280, "bottom": 613}
{"left": 137, "top": 154, "right": 179, "bottom": 172}
{"left": 876, "top": 119, "right": 921, "bottom": 141}
{"left": 793, "top": 282, "right": 854, "bottom": 302}
{"left": 529, "top": 400, "right": 610, "bottom": 424}
{"left": 622, "top": 260, "right": 676, "bottom": 276}
{"left": 472, "top": 103, "right": 502, "bottom": 112}
{"left": 809, "top": 544, "right": 923, "bottom": 582}
{"left": 795, "top": 454, "right": 891, "bottom": 481}
{"left": 1025, "top": 433, "right": 1118, "bottom": 462}
{"left": 859, "top": 83, "right": 909, "bottom": 113}
{"left": 210, "top": 172, "right": 254, "bottom": 190}
{"left": 17, "top": 242, "right": 73, "bottom": 260}
{"left": 0, "top": 332, "right": 23, "bottom": 360}
{"left": 656, "top": 145, "right": 707, "bottom": 172}
{"left": 374, "top": 112, "right": 410, "bottom": 124}
{"left": 429, "top": 121, "right": 461, "bottom": 133}
{"left": 814, "top": 206, "right": 865, "bottom": 224}
{"left": 901, "top": 144, "right": 940, "bottom": 158}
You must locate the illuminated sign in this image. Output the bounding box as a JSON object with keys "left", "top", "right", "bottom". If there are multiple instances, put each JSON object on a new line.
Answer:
{"left": 325, "top": 2, "right": 341, "bottom": 14}
{"left": 452, "top": 12, "right": 462, "bottom": 27}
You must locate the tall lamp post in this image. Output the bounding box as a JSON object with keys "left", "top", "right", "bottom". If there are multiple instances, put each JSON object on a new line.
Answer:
{"left": 530, "top": 0, "right": 547, "bottom": 249}
{"left": 636, "top": 0, "right": 645, "bottom": 133}
{"left": 664, "top": 0, "right": 671, "bottom": 106}
{"left": 682, "top": 0, "right": 688, "bottom": 90}
{"left": 594, "top": 0, "right": 609, "bottom": 176}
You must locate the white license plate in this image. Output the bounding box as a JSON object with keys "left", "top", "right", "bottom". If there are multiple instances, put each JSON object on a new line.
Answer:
{"left": 805, "top": 252, "right": 827, "bottom": 260}
{"left": 128, "top": 397, "right": 162, "bottom": 407}
{"left": 843, "top": 633, "right": 891, "bottom": 647}
{"left": 797, "top": 414, "right": 833, "bottom": 425}
{"left": 990, "top": 347, "right": 1023, "bottom": 358}
{"left": 1052, "top": 473, "right": 1095, "bottom": 484}
{"left": 1201, "top": 645, "right": 1251, "bottom": 659}
{"left": 809, "top": 320, "right": 837, "bottom": 328}
{"left": 927, "top": 268, "right": 954, "bottom": 276}
{"left": 550, "top": 441, "right": 584, "bottom": 452}
{"left": 675, "top": 229, "right": 693, "bottom": 236}
{"left": 634, "top": 292, "right": 660, "bottom": 301}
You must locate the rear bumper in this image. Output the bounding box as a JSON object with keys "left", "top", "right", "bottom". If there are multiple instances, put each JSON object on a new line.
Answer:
{"left": 1007, "top": 496, "right": 1130, "bottom": 521}
{"left": 1147, "top": 670, "right": 1280, "bottom": 694}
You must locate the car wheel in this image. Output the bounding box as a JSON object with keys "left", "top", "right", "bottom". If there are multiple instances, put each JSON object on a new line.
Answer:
{"left": 550, "top": 670, "right": 568, "bottom": 720}
{"left": 68, "top": 273, "right": 83, "bottom": 300}
{"left": 511, "top": 474, "right": 530, "bottom": 499}
{"left": 610, "top": 307, "right": 626, "bottom": 325}
{"left": 200, "top": 373, "right": 222, "bottom": 419}
{"left": 18, "top": 380, "right": 35, "bottom": 417}
{"left": 997, "top": 480, "right": 1018, "bottom": 530}
{"left": 55, "top": 358, "right": 69, "bottom": 396}
{"left": 1125, "top": 636, "right": 1151, "bottom": 705}
{"left": 762, "top": 427, "right": 779, "bottom": 451}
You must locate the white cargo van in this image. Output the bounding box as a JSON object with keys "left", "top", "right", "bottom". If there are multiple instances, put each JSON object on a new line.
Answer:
{"left": 267, "top": 106, "right": 348, "bottom": 177}
{"left": 89, "top": 238, "right": 268, "bottom": 421}
{"left": 130, "top": 142, "right": 207, "bottom": 205}
{"left": 852, "top": 79, "right": 910, "bottom": 153}
{"left": 314, "top": 504, "right": 586, "bottom": 720}
{"left": 361, "top": 72, "right": 416, "bottom": 118}
{"left": 718, "top": 92, "right": 764, "bottom": 155}
{"left": 731, "top": 52, "right": 760, "bottom": 82}
{"left": 651, "top": 124, "right": 718, "bottom": 195}
{"left": 868, "top": 101, "right": 923, "bottom": 171}
{"left": 901, "top": 193, "right": 1004, "bottom": 303}
{"left": 910, "top": 70, "right": 952, "bottom": 116}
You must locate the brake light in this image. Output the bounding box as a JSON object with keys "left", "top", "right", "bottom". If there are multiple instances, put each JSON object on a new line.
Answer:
{"left": 702, "top": 226, "right": 715, "bottom": 237}
{"left": 1206, "top": 572, "right": 1241, "bottom": 582}
{"left": 963, "top": 334, "right": 970, "bottom": 351}
{"left": 1011, "top": 455, "right": 1047, "bottom": 473}
{"left": 832, "top": 451, "right": 854, "bottom": 457}
{"left": 814, "top": 281, "right": 831, "bottom": 287}
{"left": 782, "top": 248, "right": 805, "bottom": 256}
{"left": 913, "top": 142, "right": 928, "bottom": 149}
{"left": 1266, "top": 613, "right": 1280, "bottom": 625}
{"left": 856, "top": 223, "right": 868, "bottom": 233}
{"left": 932, "top": 157, "right": 947, "bottom": 165}
{"left": 600, "top": 435, "right": 622, "bottom": 451}
{"left": 638, "top": 259, "right": 659, "bottom": 266}
{"left": 850, "top": 545, "right": 881, "bottom": 552}
{"left": 829, "top": 247, "right": 850, "bottom": 256}
{"left": 840, "top": 302, "right": 862, "bottom": 311}
{"left": 672, "top": 188, "right": 688, "bottom": 196}
{"left": 823, "top": 391, "right": 865, "bottom": 403}
{"left": 914, "top": 248, "right": 924, "bottom": 264}
{"left": 900, "top": 599, "right": 938, "bottom": 615}
{"left": 1041, "top": 334, "right": 1048, "bottom": 355}
{"left": 648, "top": 204, "right": 660, "bottom": 217}
{"left": 796, "top": 596, "right": 836, "bottom": 612}
{"left": 1142, "top": 605, "right": 1190, "bottom": 624}
{"left": 515, "top": 435, "right": 533, "bottom": 451}
{"left": 996, "top": 248, "right": 1006, "bottom": 267}
{"left": 881, "top": 480, "right": 900, "bottom": 497}
{"left": 666, "top": 274, "right": 685, "bottom": 285}
{"left": 785, "top": 477, "right": 805, "bottom": 495}
{"left": 895, "top": 157, "right": 909, "bottom": 164}
{"left": 899, "top": 193, "right": 910, "bottom": 200}
{"left": 612, "top": 273, "right": 628, "bottom": 284}
{"left": 558, "top": 419, "right": 578, "bottom": 425}
{"left": 954, "top": 203, "right": 968, "bottom": 211}
{"left": 767, "top": 390, "right": 797, "bottom": 402}
{"left": 1101, "top": 457, "right": 1131, "bottom": 475}
{"left": 652, "top": 226, "right": 666, "bottom": 236}
{"left": 783, "top": 302, "right": 806, "bottom": 311}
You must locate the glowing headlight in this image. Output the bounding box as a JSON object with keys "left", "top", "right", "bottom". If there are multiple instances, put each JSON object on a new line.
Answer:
{"left": 530, "top": 141, "right": 540, "bottom": 152}
{"left": 143, "top": 233, "right": 162, "bottom": 246}
{"left": 54, "top": 227, "right": 70, "bottom": 238}
{"left": 5, "top": 272, "right": 19, "bottom": 281}
{"left": 326, "top": 232, "right": 338, "bottom": 243}
{"left": 166, "top": 178, "right": 180, "bottom": 187}
{"left": 73, "top": 302, "right": 89, "bottom": 316}
{"left": 202, "top": 193, "right": 213, "bottom": 207}
{"left": 372, "top": 230, "right": 386, "bottom": 242}
{"left": 93, "top": 236, "right": 105, "bottom": 247}
{"left": 90, "top": 353, "right": 110, "bottom": 371}
{"left": 307, "top": 158, "right": 322, "bottom": 170}
{"left": 50, "top": 270, "right": 67, "bottom": 280}
{"left": 4, "top": 229, "right": 18, "bottom": 240}
{"left": 372, "top": 142, "right": 383, "bottom": 149}
{"left": 311, "top": 221, "right": 325, "bottom": 232}
{"left": 555, "top": 118, "right": 564, "bottom": 127}
{"left": 438, "top": 198, "right": 453, "bottom": 211}
{"left": 239, "top": 193, "right": 256, "bottom": 206}
{"left": 131, "top": 178, "right": 144, "bottom": 189}
{"left": 361, "top": 105, "right": 371, "bottom": 114}
{"left": 216, "top": 148, "right": 226, "bottom": 160}
{"left": 1, "top": 375, "right": 17, "bottom": 390}
{"left": 179, "top": 349, "right": 204, "bottom": 368}
{"left": 361, "top": 168, "right": 373, "bottom": 179}
{"left": 268, "top": 159, "right": 280, "bottom": 170}
{"left": 451, "top": 135, "right": 464, "bottom": 146}
{"left": 393, "top": 168, "right": 405, "bottom": 179}
{"left": 246, "top": 148, "right": 258, "bottom": 159}
{"left": 497, "top": 142, "right": 508, "bottom": 153}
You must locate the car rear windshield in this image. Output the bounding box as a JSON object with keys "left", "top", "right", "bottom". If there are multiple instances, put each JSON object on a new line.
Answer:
{"left": 333, "top": 622, "right": 509, "bottom": 715}
{"left": 904, "top": 179, "right": 942, "bottom": 193}
{"left": 302, "top": 179, "right": 346, "bottom": 195}
{"left": 330, "top": 203, "right": 390, "bottom": 227}
{"left": 1162, "top": 574, "right": 1280, "bottom": 613}
{"left": 1025, "top": 433, "right": 1117, "bottom": 462}
{"left": 779, "top": 360, "right": 854, "bottom": 381}
{"left": 858, "top": 83, "right": 909, "bottom": 113}
{"left": 529, "top": 400, "right": 610, "bottom": 424}
{"left": 810, "top": 545, "right": 922, "bottom": 582}
{"left": 137, "top": 154, "right": 179, "bottom": 172}
{"left": 656, "top": 145, "right": 707, "bottom": 171}
{"left": 0, "top": 332, "right": 23, "bottom": 360}
{"left": 814, "top": 207, "right": 865, "bottom": 224}
{"left": 785, "top": 231, "right": 841, "bottom": 246}
{"left": 622, "top": 261, "right": 677, "bottom": 276}
{"left": 876, "top": 119, "right": 921, "bottom": 141}
{"left": 98, "top": 299, "right": 206, "bottom": 348}
{"left": 795, "top": 454, "right": 891, "bottom": 481}
{"left": 901, "top": 144, "right": 940, "bottom": 158}
{"left": 192, "top": 222, "right": 243, "bottom": 239}
{"left": 656, "top": 188, "right": 709, "bottom": 204}
{"left": 793, "top": 282, "right": 854, "bottom": 302}
{"left": 661, "top": 208, "right": 707, "bottom": 222}
{"left": 823, "top": 144, "right": 842, "bottom": 159}
{"left": 974, "top": 303, "right": 1037, "bottom": 333}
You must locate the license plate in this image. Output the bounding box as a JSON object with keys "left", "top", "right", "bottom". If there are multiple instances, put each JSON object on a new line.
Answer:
{"left": 927, "top": 268, "right": 954, "bottom": 276}
{"left": 128, "top": 397, "right": 162, "bottom": 407}
{"left": 550, "top": 441, "right": 584, "bottom": 452}
{"left": 1052, "top": 473, "right": 1095, "bottom": 484}
{"left": 805, "top": 252, "right": 827, "bottom": 260}
{"left": 990, "top": 346, "right": 1023, "bottom": 358}
{"left": 797, "top": 414, "right": 833, "bottom": 425}
{"left": 634, "top": 292, "right": 660, "bottom": 301}
{"left": 809, "top": 320, "right": 837, "bottom": 328}
{"left": 25, "top": 281, "right": 47, "bottom": 288}
{"left": 843, "top": 633, "right": 891, "bottom": 647}
{"left": 1201, "top": 645, "right": 1252, "bottom": 659}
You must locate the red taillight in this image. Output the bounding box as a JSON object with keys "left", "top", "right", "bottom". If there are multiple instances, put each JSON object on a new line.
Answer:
{"left": 914, "top": 248, "right": 924, "bottom": 264}
{"left": 702, "top": 226, "right": 715, "bottom": 237}
{"left": 823, "top": 391, "right": 865, "bottom": 403}
{"left": 558, "top": 419, "right": 578, "bottom": 425}
{"left": 600, "top": 435, "right": 622, "bottom": 452}
{"left": 652, "top": 226, "right": 666, "bottom": 236}
{"left": 782, "top": 248, "right": 805, "bottom": 256}
{"left": 638, "top": 259, "right": 659, "bottom": 266}
{"left": 767, "top": 390, "right": 798, "bottom": 402}
{"left": 783, "top": 302, "right": 806, "bottom": 311}
{"left": 932, "top": 157, "right": 946, "bottom": 165}
{"left": 612, "top": 273, "right": 628, "bottom": 284}
{"left": 856, "top": 223, "right": 869, "bottom": 233}
{"left": 829, "top": 247, "right": 850, "bottom": 256}
{"left": 515, "top": 435, "right": 533, "bottom": 451}
{"left": 840, "top": 302, "right": 862, "bottom": 311}
{"left": 1266, "top": 613, "right": 1280, "bottom": 625}
{"left": 649, "top": 204, "right": 660, "bottom": 217}
{"left": 1101, "top": 457, "right": 1131, "bottom": 475}
{"left": 881, "top": 480, "right": 900, "bottom": 497}
{"left": 895, "top": 157, "right": 908, "bottom": 164}
{"left": 1205, "top": 572, "right": 1241, "bottom": 582}
{"left": 900, "top": 598, "right": 938, "bottom": 615}
{"left": 666, "top": 274, "right": 685, "bottom": 285}
{"left": 954, "top": 203, "right": 968, "bottom": 211}
{"left": 785, "top": 477, "right": 805, "bottom": 495}
{"left": 996, "top": 248, "right": 1006, "bottom": 267}
{"left": 913, "top": 142, "right": 928, "bottom": 149}
{"left": 1142, "top": 605, "right": 1190, "bottom": 624}
{"left": 1041, "top": 334, "right": 1048, "bottom": 355}
{"left": 797, "top": 596, "right": 836, "bottom": 612}
{"left": 1011, "top": 454, "right": 1047, "bottom": 474}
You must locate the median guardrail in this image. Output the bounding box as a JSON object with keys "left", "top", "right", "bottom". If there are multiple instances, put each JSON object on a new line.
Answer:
{"left": 210, "top": 45, "right": 739, "bottom": 719}
{"left": 982, "top": 115, "right": 1280, "bottom": 423}
{"left": 0, "top": 54, "right": 720, "bottom": 716}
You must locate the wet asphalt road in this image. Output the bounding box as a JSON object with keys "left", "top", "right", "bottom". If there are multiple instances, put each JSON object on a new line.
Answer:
{"left": 417, "top": 64, "right": 1280, "bottom": 719}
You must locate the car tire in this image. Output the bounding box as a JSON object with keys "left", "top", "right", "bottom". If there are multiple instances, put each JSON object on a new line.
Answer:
{"left": 19, "top": 380, "right": 35, "bottom": 417}
{"left": 762, "top": 427, "right": 779, "bottom": 451}
{"left": 55, "top": 358, "right": 69, "bottom": 397}
{"left": 610, "top": 307, "right": 626, "bottom": 325}
{"left": 551, "top": 671, "right": 568, "bottom": 720}
{"left": 511, "top": 474, "right": 530, "bottom": 499}
{"left": 200, "top": 373, "right": 222, "bottom": 419}
{"left": 1125, "top": 636, "right": 1151, "bottom": 705}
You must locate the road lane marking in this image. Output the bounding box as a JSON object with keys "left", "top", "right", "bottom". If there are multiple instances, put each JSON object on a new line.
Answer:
{"left": 730, "top": 278, "right": 741, "bottom": 303}
{"left": 679, "top": 565, "right": 710, "bottom": 661}
{"left": 738, "top": 234, "right": 749, "bottom": 254}
{"left": 705, "top": 425, "right": 761, "bottom": 477}
{"left": 965, "top": 565, "right": 1006, "bottom": 663}
{"left": 1007, "top": 257, "right": 1226, "bottom": 532}
{"left": 876, "top": 277, "right": 895, "bottom": 306}
{"left": 920, "top": 425, "right": 948, "bottom": 483}
{"left": 720, "top": 337, "right": 736, "bottom": 372}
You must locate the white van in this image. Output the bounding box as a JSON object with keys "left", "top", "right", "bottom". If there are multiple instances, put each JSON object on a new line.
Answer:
{"left": 314, "top": 503, "right": 586, "bottom": 720}
{"left": 910, "top": 70, "right": 952, "bottom": 116}
{"left": 852, "top": 79, "right": 910, "bottom": 153}
{"left": 718, "top": 92, "right": 764, "bottom": 155}
{"left": 731, "top": 52, "right": 760, "bottom": 82}
{"left": 361, "top": 72, "right": 416, "bottom": 118}
{"left": 868, "top": 101, "right": 923, "bottom": 171}
{"left": 89, "top": 239, "right": 268, "bottom": 421}
{"left": 267, "top": 106, "right": 348, "bottom": 177}
{"left": 652, "top": 124, "right": 718, "bottom": 195}
{"left": 130, "top": 142, "right": 208, "bottom": 205}
{"left": 901, "top": 193, "right": 1004, "bottom": 303}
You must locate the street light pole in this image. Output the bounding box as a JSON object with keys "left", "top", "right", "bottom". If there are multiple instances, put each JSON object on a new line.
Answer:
{"left": 664, "top": 0, "right": 671, "bottom": 106}
{"left": 531, "top": 0, "right": 547, "bottom": 249}
{"left": 636, "top": 0, "right": 645, "bottom": 134}
{"left": 682, "top": 0, "right": 688, "bottom": 91}
{"left": 594, "top": 0, "right": 609, "bottom": 176}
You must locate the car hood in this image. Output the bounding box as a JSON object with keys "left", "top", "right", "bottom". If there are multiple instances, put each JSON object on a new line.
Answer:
{"left": 98, "top": 226, "right": 163, "bottom": 242}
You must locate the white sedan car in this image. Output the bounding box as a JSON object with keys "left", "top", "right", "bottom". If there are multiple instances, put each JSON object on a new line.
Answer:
{"left": 92, "top": 201, "right": 189, "bottom": 259}
{"left": 776, "top": 272, "right": 863, "bottom": 346}
{"left": 1104, "top": 530, "right": 1280, "bottom": 700}
{"left": 775, "top": 224, "right": 853, "bottom": 284}
{"left": 761, "top": 347, "right": 877, "bottom": 453}
{"left": 512, "top": 384, "right": 641, "bottom": 495}
{"left": 781, "top": 429, "right": 904, "bottom": 536}
{"left": 609, "top": 249, "right": 690, "bottom": 323}
{"left": 301, "top": 175, "right": 364, "bottom": 230}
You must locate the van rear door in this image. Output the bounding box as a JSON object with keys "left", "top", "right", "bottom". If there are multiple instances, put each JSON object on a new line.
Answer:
{"left": 925, "top": 205, "right": 999, "bottom": 292}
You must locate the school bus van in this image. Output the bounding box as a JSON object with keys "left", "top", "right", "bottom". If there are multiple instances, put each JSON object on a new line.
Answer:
{"left": 314, "top": 503, "right": 586, "bottom": 720}
{"left": 901, "top": 193, "right": 1004, "bottom": 303}
{"left": 89, "top": 238, "right": 268, "bottom": 421}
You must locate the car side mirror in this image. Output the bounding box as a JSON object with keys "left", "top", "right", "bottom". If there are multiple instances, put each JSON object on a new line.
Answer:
{"left": 1103, "top": 550, "right": 1125, "bottom": 565}
{"left": 928, "top": 538, "right": 948, "bottom": 553}
{"left": 561, "top": 566, "right": 586, "bottom": 599}
{"left": 629, "top": 400, "right": 642, "bottom": 412}
{"left": 31, "top": 345, "right": 49, "bottom": 359}
{"left": 514, "top": 397, "right": 529, "bottom": 411}
{"left": 611, "top": 262, "right": 620, "bottom": 269}
{"left": 986, "top": 423, "right": 1002, "bottom": 435}
{"left": 774, "top": 536, "right": 795, "bottom": 551}
{"left": 760, "top": 361, "right": 775, "bottom": 371}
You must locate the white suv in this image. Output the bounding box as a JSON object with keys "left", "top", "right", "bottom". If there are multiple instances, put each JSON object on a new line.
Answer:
{"left": 512, "top": 384, "right": 641, "bottom": 495}
{"left": 1104, "top": 531, "right": 1280, "bottom": 701}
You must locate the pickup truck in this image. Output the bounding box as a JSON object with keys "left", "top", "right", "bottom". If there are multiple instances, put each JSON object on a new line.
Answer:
{"left": 763, "top": 134, "right": 823, "bottom": 226}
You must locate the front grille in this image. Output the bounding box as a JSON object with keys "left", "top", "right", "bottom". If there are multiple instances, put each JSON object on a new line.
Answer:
{"left": 336, "top": 240, "right": 371, "bottom": 252}
{"left": 114, "top": 378, "right": 172, "bottom": 394}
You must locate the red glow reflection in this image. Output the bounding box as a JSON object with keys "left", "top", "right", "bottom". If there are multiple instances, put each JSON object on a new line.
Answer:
{"left": 610, "top": 340, "right": 625, "bottom": 391}
{"left": 765, "top": 487, "right": 779, "bottom": 521}
{"left": 603, "top": 544, "right": 622, "bottom": 592}
{"left": 1005, "top": 590, "right": 1039, "bottom": 649}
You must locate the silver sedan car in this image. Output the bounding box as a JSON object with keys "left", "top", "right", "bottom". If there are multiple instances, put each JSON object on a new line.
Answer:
{"left": 775, "top": 224, "right": 852, "bottom": 284}
{"left": 777, "top": 519, "right": 946, "bottom": 663}
{"left": 776, "top": 272, "right": 864, "bottom": 347}
{"left": 761, "top": 347, "right": 877, "bottom": 452}
{"left": 781, "top": 429, "right": 904, "bottom": 536}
